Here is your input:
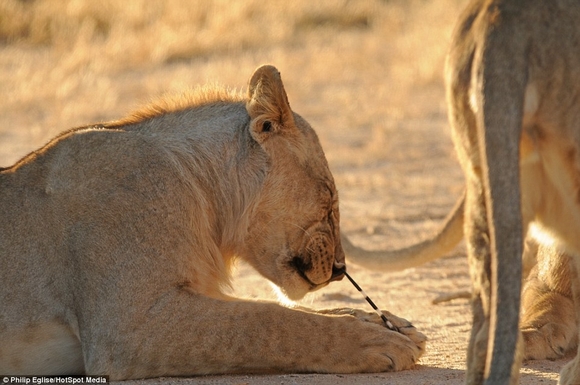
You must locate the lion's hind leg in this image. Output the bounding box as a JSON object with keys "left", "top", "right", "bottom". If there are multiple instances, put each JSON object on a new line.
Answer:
{"left": 521, "top": 241, "right": 577, "bottom": 360}
{"left": 558, "top": 254, "right": 580, "bottom": 384}
{"left": 462, "top": 178, "right": 493, "bottom": 385}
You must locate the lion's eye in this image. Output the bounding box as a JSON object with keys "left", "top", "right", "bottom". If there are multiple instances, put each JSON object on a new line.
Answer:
{"left": 262, "top": 121, "right": 272, "bottom": 132}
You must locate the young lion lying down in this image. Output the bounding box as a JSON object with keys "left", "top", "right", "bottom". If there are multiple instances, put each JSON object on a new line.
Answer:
{"left": 0, "top": 65, "right": 425, "bottom": 379}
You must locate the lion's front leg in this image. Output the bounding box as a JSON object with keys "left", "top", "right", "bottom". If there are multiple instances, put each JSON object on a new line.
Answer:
{"left": 81, "top": 290, "right": 425, "bottom": 380}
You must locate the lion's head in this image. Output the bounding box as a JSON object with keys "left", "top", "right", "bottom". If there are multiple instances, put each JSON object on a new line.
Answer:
{"left": 240, "top": 65, "right": 345, "bottom": 300}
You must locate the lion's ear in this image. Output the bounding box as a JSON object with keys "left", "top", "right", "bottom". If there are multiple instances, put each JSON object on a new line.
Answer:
{"left": 246, "top": 65, "right": 295, "bottom": 143}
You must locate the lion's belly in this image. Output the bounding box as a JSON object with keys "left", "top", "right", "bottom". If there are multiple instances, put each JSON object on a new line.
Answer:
{"left": 520, "top": 130, "right": 580, "bottom": 255}
{"left": 0, "top": 321, "right": 84, "bottom": 375}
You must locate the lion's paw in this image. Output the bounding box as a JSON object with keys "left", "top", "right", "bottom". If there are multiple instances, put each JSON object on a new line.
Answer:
{"left": 365, "top": 322, "right": 426, "bottom": 371}
{"left": 522, "top": 323, "right": 576, "bottom": 360}
{"left": 323, "top": 307, "right": 426, "bottom": 371}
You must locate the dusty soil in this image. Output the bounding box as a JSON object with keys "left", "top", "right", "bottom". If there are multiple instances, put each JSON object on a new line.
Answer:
{"left": 0, "top": 0, "right": 570, "bottom": 383}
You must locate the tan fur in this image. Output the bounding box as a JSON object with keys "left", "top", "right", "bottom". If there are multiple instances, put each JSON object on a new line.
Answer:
{"left": 343, "top": 1, "right": 580, "bottom": 383}
{"left": 0, "top": 65, "right": 425, "bottom": 379}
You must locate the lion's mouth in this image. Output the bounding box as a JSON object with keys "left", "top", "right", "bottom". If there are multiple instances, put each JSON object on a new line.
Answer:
{"left": 290, "top": 256, "right": 346, "bottom": 289}
{"left": 290, "top": 256, "right": 316, "bottom": 287}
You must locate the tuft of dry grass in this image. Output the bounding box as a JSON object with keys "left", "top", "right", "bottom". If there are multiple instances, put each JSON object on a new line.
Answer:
{"left": 0, "top": 0, "right": 380, "bottom": 69}
{"left": 0, "top": 0, "right": 464, "bottom": 71}
{"left": 0, "top": 0, "right": 467, "bottom": 166}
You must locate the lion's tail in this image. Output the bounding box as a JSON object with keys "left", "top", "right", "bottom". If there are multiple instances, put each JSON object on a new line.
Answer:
{"left": 342, "top": 190, "right": 465, "bottom": 272}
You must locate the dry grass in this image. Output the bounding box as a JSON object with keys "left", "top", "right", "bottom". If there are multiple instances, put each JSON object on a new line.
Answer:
{"left": 0, "top": 0, "right": 456, "bottom": 71}
{"left": 0, "top": 0, "right": 466, "bottom": 164}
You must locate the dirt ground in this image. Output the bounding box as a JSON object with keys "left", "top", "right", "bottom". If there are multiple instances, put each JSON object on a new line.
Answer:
{"left": 0, "top": 0, "right": 571, "bottom": 383}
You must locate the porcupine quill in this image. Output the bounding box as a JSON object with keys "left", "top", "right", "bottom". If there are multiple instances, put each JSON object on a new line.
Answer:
{"left": 345, "top": 271, "right": 399, "bottom": 332}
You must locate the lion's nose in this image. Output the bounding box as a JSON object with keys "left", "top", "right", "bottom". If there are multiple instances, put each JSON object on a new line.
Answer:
{"left": 329, "top": 261, "right": 346, "bottom": 282}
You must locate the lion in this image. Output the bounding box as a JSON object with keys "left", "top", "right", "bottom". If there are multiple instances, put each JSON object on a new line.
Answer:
{"left": 342, "top": 0, "right": 580, "bottom": 383}
{"left": 0, "top": 65, "right": 426, "bottom": 379}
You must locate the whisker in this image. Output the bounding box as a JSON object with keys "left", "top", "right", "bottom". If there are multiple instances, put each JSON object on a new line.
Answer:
{"left": 284, "top": 221, "right": 312, "bottom": 238}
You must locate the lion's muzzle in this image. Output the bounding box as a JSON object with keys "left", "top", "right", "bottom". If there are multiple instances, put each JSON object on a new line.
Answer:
{"left": 293, "top": 233, "right": 345, "bottom": 287}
